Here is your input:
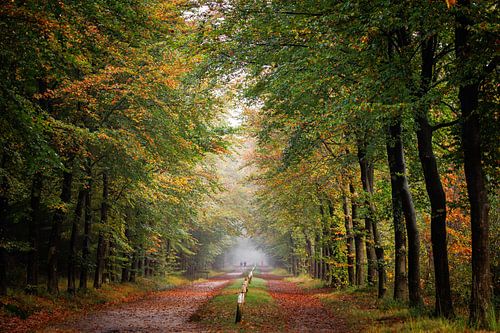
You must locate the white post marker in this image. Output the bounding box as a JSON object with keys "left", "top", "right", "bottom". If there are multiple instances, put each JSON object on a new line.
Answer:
{"left": 235, "top": 266, "right": 256, "bottom": 323}
{"left": 237, "top": 291, "right": 245, "bottom": 304}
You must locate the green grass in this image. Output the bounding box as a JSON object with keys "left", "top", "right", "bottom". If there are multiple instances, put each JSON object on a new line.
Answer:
{"left": 192, "top": 277, "right": 284, "bottom": 332}
{"left": 268, "top": 267, "right": 289, "bottom": 276}
{"left": 319, "top": 288, "right": 492, "bottom": 332}
{"left": 284, "top": 274, "right": 326, "bottom": 290}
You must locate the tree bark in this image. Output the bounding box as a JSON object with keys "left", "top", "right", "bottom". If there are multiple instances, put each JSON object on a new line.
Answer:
{"left": 0, "top": 154, "right": 9, "bottom": 296}
{"left": 388, "top": 149, "right": 408, "bottom": 302}
{"left": 357, "top": 138, "right": 385, "bottom": 288}
{"left": 416, "top": 33, "right": 453, "bottom": 317}
{"left": 26, "top": 172, "right": 42, "bottom": 293}
{"left": 315, "top": 231, "right": 322, "bottom": 279}
{"left": 94, "top": 172, "right": 109, "bottom": 289}
{"left": 129, "top": 249, "right": 138, "bottom": 283}
{"left": 359, "top": 145, "right": 387, "bottom": 298}
{"left": 350, "top": 182, "right": 365, "bottom": 286}
{"left": 121, "top": 225, "right": 131, "bottom": 283}
{"left": 79, "top": 166, "right": 93, "bottom": 290}
{"left": 386, "top": 117, "right": 422, "bottom": 307}
{"left": 341, "top": 184, "right": 355, "bottom": 285}
{"left": 68, "top": 189, "right": 85, "bottom": 294}
{"left": 47, "top": 171, "right": 73, "bottom": 294}
{"left": 455, "top": 1, "right": 493, "bottom": 327}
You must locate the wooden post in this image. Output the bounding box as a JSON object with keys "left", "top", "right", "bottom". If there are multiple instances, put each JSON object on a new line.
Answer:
{"left": 235, "top": 266, "right": 256, "bottom": 323}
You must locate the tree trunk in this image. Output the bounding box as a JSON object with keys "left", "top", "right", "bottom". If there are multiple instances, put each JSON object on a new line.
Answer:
{"left": 455, "top": 1, "right": 493, "bottom": 327}
{"left": 386, "top": 131, "right": 408, "bottom": 302}
{"left": 305, "top": 238, "right": 313, "bottom": 276}
{"left": 359, "top": 145, "right": 387, "bottom": 298}
{"left": 105, "top": 238, "right": 115, "bottom": 282}
{"left": 121, "top": 261, "right": 130, "bottom": 283}
{"left": 79, "top": 167, "right": 93, "bottom": 290}
{"left": 26, "top": 172, "right": 42, "bottom": 293}
{"left": 144, "top": 257, "right": 148, "bottom": 277}
{"left": 129, "top": 249, "right": 138, "bottom": 283}
{"left": 357, "top": 139, "right": 382, "bottom": 290}
{"left": 47, "top": 171, "right": 73, "bottom": 294}
{"left": 68, "top": 189, "right": 85, "bottom": 294}
{"left": 138, "top": 252, "right": 144, "bottom": 276}
{"left": 94, "top": 172, "right": 109, "bottom": 289}
{"left": 341, "top": 185, "right": 355, "bottom": 285}
{"left": 386, "top": 117, "right": 422, "bottom": 307}
{"left": 350, "top": 182, "right": 365, "bottom": 286}
{"left": 315, "top": 231, "right": 322, "bottom": 279}
{"left": 94, "top": 234, "right": 105, "bottom": 288}
{"left": 416, "top": 34, "right": 453, "bottom": 317}
{"left": 0, "top": 154, "right": 8, "bottom": 295}
{"left": 372, "top": 210, "right": 386, "bottom": 298}
{"left": 121, "top": 225, "right": 131, "bottom": 283}
{"left": 325, "top": 199, "right": 334, "bottom": 284}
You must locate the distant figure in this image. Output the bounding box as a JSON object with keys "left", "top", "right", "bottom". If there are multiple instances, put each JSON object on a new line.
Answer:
{"left": 243, "top": 261, "right": 247, "bottom": 267}
{"left": 240, "top": 261, "right": 243, "bottom": 267}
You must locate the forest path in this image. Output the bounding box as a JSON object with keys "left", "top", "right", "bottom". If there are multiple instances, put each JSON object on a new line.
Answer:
{"left": 265, "top": 275, "right": 351, "bottom": 333}
{"left": 43, "top": 277, "right": 232, "bottom": 333}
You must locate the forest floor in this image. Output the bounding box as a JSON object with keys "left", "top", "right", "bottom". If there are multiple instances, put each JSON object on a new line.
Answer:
{"left": 266, "top": 277, "right": 350, "bottom": 332}
{"left": 192, "top": 273, "right": 354, "bottom": 332}
{"left": 41, "top": 277, "right": 231, "bottom": 333}
{"left": 2, "top": 270, "right": 489, "bottom": 332}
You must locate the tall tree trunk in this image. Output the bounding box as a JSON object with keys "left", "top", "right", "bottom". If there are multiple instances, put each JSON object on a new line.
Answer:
{"left": 129, "top": 249, "right": 138, "bottom": 283}
{"left": 68, "top": 189, "right": 85, "bottom": 294}
{"left": 358, "top": 144, "right": 387, "bottom": 298}
{"left": 121, "top": 224, "right": 131, "bottom": 283}
{"left": 0, "top": 154, "right": 9, "bottom": 295}
{"left": 372, "top": 205, "right": 387, "bottom": 298}
{"left": 47, "top": 171, "right": 73, "bottom": 294}
{"left": 385, "top": 28, "right": 409, "bottom": 303}
{"left": 322, "top": 199, "right": 333, "bottom": 283}
{"left": 388, "top": 150, "right": 408, "bottom": 302}
{"left": 106, "top": 239, "right": 115, "bottom": 282}
{"left": 341, "top": 184, "right": 355, "bottom": 285}
{"left": 94, "top": 172, "right": 109, "bottom": 289}
{"left": 455, "top": 1, "right": 493, "bottom": 327}
{"left": 386, "top": 117, "right": 423, "bottom": 307}
{"left": 350, "top": 182, "right": 365, "bottom": 286}
{"left": 315, "top": 231, "right": 322, "bottom": 279}
{"left": 26, "top": 172, "right": 42, "bottom": 293}
{"left": 357, "top": 138, "right": 381, "bottom": 289}
{"left": 305, "top": 237, "right": 313, "bottom": 276}
{"left": 79, "top": 166, "right": 93, "bottom": 290}
{"left": 138, "top": 252, "right": 144, "bottom": 277}
{"left": 416, "top": 34, "right": 453, "bottom": 317}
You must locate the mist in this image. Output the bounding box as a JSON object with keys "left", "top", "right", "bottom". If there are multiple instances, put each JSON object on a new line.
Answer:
{"left": 224, "top": 237, "right": 268, "bottom": 267}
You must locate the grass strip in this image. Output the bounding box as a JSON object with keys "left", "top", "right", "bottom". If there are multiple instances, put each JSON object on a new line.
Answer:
{"left": 193, "top": 277, "right": 284, "bottom": 332}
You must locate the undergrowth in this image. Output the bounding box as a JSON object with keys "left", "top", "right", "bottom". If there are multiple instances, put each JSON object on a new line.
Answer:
{"left": 284, "top": 274, "right": 325, "bottom": 290}
{"left": 319, "top": 288, "right": 496, "bottom": 332}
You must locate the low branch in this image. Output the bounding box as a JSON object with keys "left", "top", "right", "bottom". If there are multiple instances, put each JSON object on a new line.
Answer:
{"left": 440, "top": 101, "right": 458, "bottom": 113}
{"left": 432, "top": 119, "right": 459, "bottom": 132}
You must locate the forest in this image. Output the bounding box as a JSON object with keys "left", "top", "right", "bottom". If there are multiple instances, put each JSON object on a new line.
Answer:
{"left": 0, "top": 0, "right": 498, "bottom": 332}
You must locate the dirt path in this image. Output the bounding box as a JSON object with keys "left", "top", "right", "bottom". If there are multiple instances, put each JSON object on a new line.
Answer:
{"left": 267, "top": 278, "right": 350, "bottom": 333}
{"left": 44, "top": 279, "right": 229, "bottom": 333}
